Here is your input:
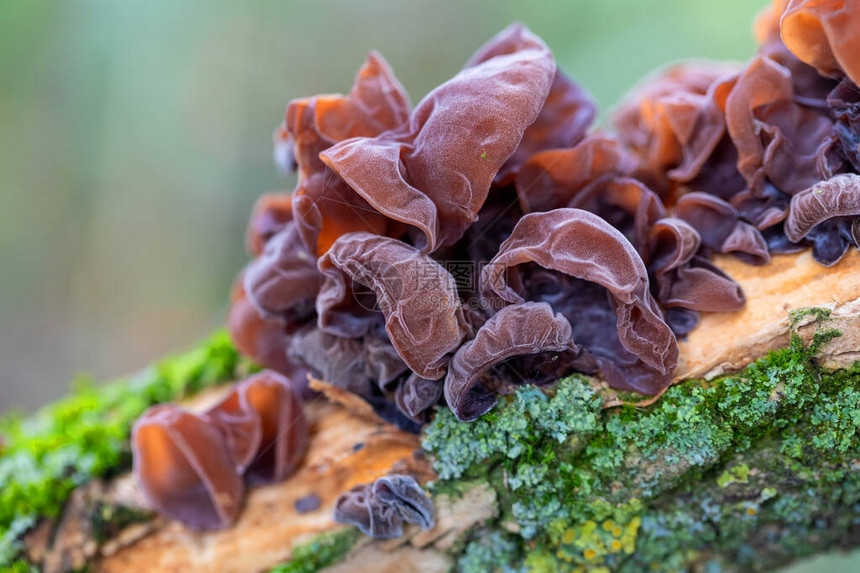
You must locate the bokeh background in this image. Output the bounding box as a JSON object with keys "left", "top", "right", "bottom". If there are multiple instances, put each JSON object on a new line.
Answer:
{"left": 2, "top": 1, "right": 858, "bottom": 570}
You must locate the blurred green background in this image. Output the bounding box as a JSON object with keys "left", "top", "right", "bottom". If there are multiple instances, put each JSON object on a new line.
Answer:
{"left": 1, "top": 1, "right": 858, "bottom": 570}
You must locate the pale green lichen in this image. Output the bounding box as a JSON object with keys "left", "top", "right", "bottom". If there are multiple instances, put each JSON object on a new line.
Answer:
{"left": 425, "top": 329, "right": 860, "bottom": 572}
{"left": 458, "top": 530, "right": 524, "bottom": 573}
{"left": 716, "top": 463, "right": 750, "bottom": 488}
{"left": 421, "top": 376, "right": 602, "bottom": 482}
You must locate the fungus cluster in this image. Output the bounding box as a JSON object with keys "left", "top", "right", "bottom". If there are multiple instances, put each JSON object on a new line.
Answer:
{"left": 130, "top": 0, "right": 860, "bottom": 538}
{"left": 132, "top": 370, "right": 308, "bottom": 529}
{"left": 229, "top": 3, "right": 860, "bottom": 428}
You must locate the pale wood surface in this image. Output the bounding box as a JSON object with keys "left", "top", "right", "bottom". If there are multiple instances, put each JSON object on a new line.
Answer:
{"left": 676, "top": 249, "right": 860, "bottom": 380}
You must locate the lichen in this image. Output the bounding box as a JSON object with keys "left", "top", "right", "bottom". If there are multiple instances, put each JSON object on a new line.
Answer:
{"left": 421, "top": 376, "right": 602, "bottom": 482}
{"left": 0, "top": 330, "right": 252, "bottom": 569}
{"left": 458, "top": 530, "right": 524, "bottom": 573}
{"left": 268, "top": 528, "right": 359, "bottom": 573}
{"left": 423, "top": 327, "right": 860, "bottom": 572}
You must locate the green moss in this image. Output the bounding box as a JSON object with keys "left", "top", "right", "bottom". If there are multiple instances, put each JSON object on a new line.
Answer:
{"left": 0, "top": 330, "right": 252, "bottom": 569}
{"left": 788, "top": 306, "right": 831, "bottom": 327}
{"left": 6, "top": 560, "right": 39, "bottom": 573}
{"left": 423, "top": 325, "right": 860, "bottom": 572}
{"left": 268, "top": 528, "right": 359, "bottom": 573}
{"left": 90, "top": 502, "right": 153, "bottom": 544}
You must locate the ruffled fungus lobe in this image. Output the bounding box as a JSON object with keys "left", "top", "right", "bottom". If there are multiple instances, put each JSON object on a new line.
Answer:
{"left": 247, "top": 193, "right": 294, "bottom": 257}
{"left": 828, "top": 78, "right": 860, "bottom": 171}
{"left": 465, "top": 23, "right": 596, "bottom": 184}
{"left": 515, "top": 135, "right": 636, "bottom": 214}
{"left": 781, "top": 0, "right": 860, "bottom": 86}
{"left": 395, "top": 374, "right": 443, "bottom": 423}
{"left": 334, "top": 474, "right": 434, "bottom": 538}
{"left": 321, "top": 23, "right": 555, "bottom": 251}
{"left": 675, "top": 193, "right": 770, "bottom": 265}
{"left": 208, "top": 370, "right": 309, "bottom": 484}
{"left": 723, "top": 55, "right": 835, "bottom": 196}
{"left": 317, "top": 233, "right": 468, "bottom": 379}
{"left": 482, "top": 208, "right": 678, "bottom": 395}
{"left": 243, "top": 221, "right": 322, "bottom": 323}
{"left": 785, "top": 174, "right": 860, "bottom": 265}
{"left": 372, "top": 474, "right": 435, "bottom": 530}
{"left": 334, "top": 483, "right": 404, "bottom": 539}
{"left": 646, "top": 218, "right": 746, "bottom": 313}
{"left": 566, "top": 177, "right": 666, "bottom": 254}
{"left": 613, "top": 61, "right": 738, "bottom": 193}
{"left": 132, "top": 405, "right": 245, "bottom": 530}
{"left": 227, "top": 277, "right": 310, "bottom": 380}
{"left": 285, "top": 51, "right": 412, "bottom": 255}
{"left": 132, "top": 370, "right": 309, "bottom": 530}
{"left": 445, "top": 302, "right": 582, "bottom": 422}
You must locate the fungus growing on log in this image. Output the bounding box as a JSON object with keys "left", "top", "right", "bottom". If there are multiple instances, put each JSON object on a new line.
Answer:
{"left": 132, "top": 370, "right": 308, "bottom": 529}
{"left": 334, "top": 474, "right": 434, "bottom": 538}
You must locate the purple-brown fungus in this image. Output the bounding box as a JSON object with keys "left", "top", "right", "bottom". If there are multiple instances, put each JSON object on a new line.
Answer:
{"left": 482, "top": 209, "right": 678, "bottom": 395}
{"left": 132, "top": 405, "right": 245, "bottom": 530}
{"left": 317, "top": 233, "right": 469, "bottom": 379}
{"left": 207, "top": 370, "right": 309, "bottom": 485}
{"left": 320, "top": 24, "right": 555, "bottom": 251}
{"left": 444, "top": 302, "right": 585, "bottom": 421}
{"left": 781, "top": 0, "right": 860, "bottom": 86}
{"left": 334, "top": 474, "right": 434, "bottom": 538}
{"left": 132, "top": 370, "right": 308, "bottom": 529}
{"left": 784, "top": 174, "right": 860, "bottom": 265}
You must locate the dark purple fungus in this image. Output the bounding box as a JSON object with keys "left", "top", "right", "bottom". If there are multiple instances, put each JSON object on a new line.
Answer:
{"left": 465, "top": 23, "right": 596, "bottom": 184}
{"left": 317, "top": 233, "right": 469, "bottom": 379}
{"left": 784, "top": 174, "right": 860, "bottom": 265}
{"left": 372, "top": 474, "right": 435, "bottom": 530}
{"left": 334, "top": 475, "right": 434, "bottom": 538}
{"left": 481, "top": 208, "right": 678, "bottom": 395}
{"left": 444, "top": 302, "right": 584, "bottom": 422}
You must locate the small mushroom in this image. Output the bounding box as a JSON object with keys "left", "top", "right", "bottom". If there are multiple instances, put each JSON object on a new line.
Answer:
{"left": 132, "top": 405, "right": 244, "bottom": 530}
{"left": 334, "top": 475, "right": 434, "bottom": 538}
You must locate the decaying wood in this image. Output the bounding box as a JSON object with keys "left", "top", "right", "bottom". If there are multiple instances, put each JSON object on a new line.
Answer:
{"left": 676, "top": 249, "right": 860, "bottom": 379}
{"left": 26, "top": 249, "right": 860, "bottom": 573}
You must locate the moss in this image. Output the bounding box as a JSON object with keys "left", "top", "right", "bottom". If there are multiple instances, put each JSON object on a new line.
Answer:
{"left": 0, "top": 331, "right": 252, "bottom": 570}
{"left": 268, "top": 528, "right": 359, "bottom": 573}
{"left": 788, "top": 305, "right": 831, "bottom": 327}
{"left": 90, "top": 502, "right": 153, "bottom": 544}
{"left": 422, "top": 327, "right": 860, "bottom": 572}
{"left": 6, "top": 560, "right": 39, "bottom": 573}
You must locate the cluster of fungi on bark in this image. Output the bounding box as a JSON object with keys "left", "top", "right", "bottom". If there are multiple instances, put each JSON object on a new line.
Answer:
{"left": 133, "top": 0, "right": 860, "bottom": 535}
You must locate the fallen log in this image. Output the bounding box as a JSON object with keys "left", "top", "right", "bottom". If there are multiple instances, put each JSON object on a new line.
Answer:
{"left": 9, "top": 249, "right": 860, "bottom": 573}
